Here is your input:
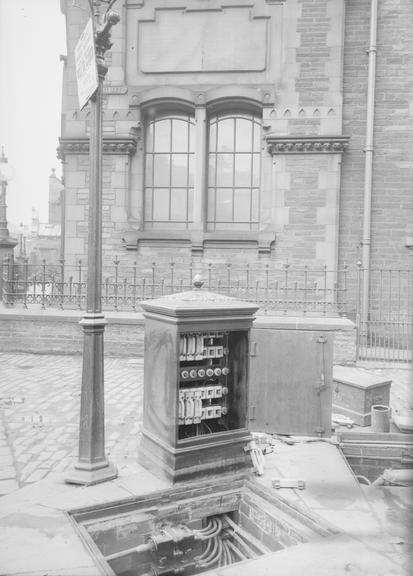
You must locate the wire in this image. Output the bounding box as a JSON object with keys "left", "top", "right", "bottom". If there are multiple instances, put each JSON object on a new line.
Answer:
{"left": 356, "top": 474, "right": 372, "bottom": 485}
{"left": 202, "top": 421, "right": 213, "bottom": 434}
{"left": 201, "top": 539, "right": 221, "bottom": 567}
{"left": 229, "top": 530, "right": 257, "bottom": 559}
{"left": 222, "top": 539, "right": 232, "bottom": 565}
{"left": 196, "top": 538, "right": 213, "bottom": 561}
{"left": 223, "top": 514, "right": 269, "bottom": 556}
{"left": 216, "top": 536, "right": 224, "bottom": 567}
{"left": 226, "top": 539, "right": 248, "bottom": 561}
{"left": 196, "top": 519, "right": 214, "bottom": 534}
{"left": 195, "top": 517, "right": 222, "bottom": 539}
{"left": 198, "top": 537, "right": 219, "bottom": 565}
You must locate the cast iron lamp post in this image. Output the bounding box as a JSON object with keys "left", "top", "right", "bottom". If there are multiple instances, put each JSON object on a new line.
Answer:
{"left": 65, "top": 1, "right": 120, "bottom": 485}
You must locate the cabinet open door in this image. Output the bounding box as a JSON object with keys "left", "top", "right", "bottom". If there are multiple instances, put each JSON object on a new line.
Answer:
{"left": 248, "top": 329, "right": 332, "bottom": 437}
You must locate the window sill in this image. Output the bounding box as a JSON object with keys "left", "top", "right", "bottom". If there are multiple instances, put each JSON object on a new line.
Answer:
{"left": 123, "top": 231, "right": 276, "bottom": 254}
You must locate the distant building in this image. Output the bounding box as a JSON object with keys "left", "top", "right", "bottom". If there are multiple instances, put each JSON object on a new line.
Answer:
{"left": 23, "top": 170, "right": 63, "bottom": 264}
{"left": 25, "top": 208, "right": 61, "bottom": 265}
{"left": 49, "top": 168, "right": 63, "bottom": 226}
{"left": 58, "top": 0, "right": 412, "bottom": 285}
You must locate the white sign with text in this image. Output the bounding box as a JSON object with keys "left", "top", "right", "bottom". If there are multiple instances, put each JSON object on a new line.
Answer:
{"left": 75, "top": 19, "right": 98, "bottom": 110}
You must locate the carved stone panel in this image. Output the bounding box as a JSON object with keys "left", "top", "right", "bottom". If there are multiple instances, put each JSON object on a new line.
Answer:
{"left": 138, "top": 7, "right": 269, "bottom": 74}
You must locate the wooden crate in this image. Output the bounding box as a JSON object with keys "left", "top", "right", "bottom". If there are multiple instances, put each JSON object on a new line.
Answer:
{"left": 333, "top": 366, "right": 391, "bottom": 426}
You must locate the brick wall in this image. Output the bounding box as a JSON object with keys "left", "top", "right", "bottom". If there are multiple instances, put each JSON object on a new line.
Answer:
{"left": 340, "top": 0, "right": 413, "bottom": 270}
{"left": 0, "top": 313, "right": 144, "bottom": 357}
{"left": 332, "top": 326, "right": 357, "bottom": 364}
{"left": 61, "top": 0, "right": 345, "bottom": 275}
{"left": 0, "top": 311, "right": 355, "bottom": 364}
{"left": 238, "top": 492, "right": 304, "bottom": 550}
{"left": 342, "top": 445, "right": 411, "bottom": 483}
{"left": 296, "top": 0, "right": 331, "bottom": 107}
{"left": 371, "top": 0, "right": 413, "bottom": 269}
{"left": 339, "top": 0, "right": 370, "bottom": 268}
{"left": 60, "top": 0, "right": 412, "bottom": 323}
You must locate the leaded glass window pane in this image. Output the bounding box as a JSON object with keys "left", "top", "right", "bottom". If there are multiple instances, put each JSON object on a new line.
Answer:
{"left": 207, "top": 113, "right": 261, "bottom": 231}
{"left": 144, "top": 114, "right": 194, "bottom": 229}
{"left": 235, "top": 117, "right": 253, "bottom": 153}
{"left": 153, "top": 188, "right": 170, "bottom": 221}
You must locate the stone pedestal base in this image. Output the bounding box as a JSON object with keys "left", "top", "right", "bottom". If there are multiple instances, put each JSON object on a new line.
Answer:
{"left": 65, "top": 459, "right": 118, "bottom": 486}
{"left": 139, "top": 429, "right": 252, "bottom": 484}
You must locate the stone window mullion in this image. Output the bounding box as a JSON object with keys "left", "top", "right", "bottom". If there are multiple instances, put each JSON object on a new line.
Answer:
{"left": 191, "top": 106, "right": 207, "bottom": 231}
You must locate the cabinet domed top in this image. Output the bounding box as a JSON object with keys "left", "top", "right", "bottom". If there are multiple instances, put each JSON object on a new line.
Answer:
{"left": 141, "top": 276, "right": 259, "bottom": 319}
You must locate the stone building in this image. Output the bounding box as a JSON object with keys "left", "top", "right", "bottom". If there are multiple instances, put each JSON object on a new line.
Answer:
{"left": 48, "top": 168, "right": 64, "bottom": 226}
{"left": 22, "top": 170, "right": 63, "bottom": 265}
{"left": 58, "top": 0, "right": 412, "bottom": 288}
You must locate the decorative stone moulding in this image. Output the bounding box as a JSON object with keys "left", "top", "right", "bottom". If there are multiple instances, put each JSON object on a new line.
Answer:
{"left": 123, "top": 231, "right": 276, "bottom": 255}
{"left": 266, "top": 135, "right": 350, "bottom": 155}
{"left": 129, "top": 85, "right": 276, "bottom": 109}
{"left": 57, "top": 136, "right": 138, "bottom": 160}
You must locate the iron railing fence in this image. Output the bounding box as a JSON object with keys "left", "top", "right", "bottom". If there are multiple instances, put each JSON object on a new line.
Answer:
{"left": 1, "top": 257, "right": 350, "bottom": 316}
{"left": 356, "top": 267, "right": 412, "bottom": 363}
{"left": 2, "top": 257, "right": 412, "bottom": 362}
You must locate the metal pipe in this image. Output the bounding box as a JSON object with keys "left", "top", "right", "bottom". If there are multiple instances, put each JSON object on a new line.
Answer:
{"left": 361, "top": 0, "right": 378, "bottom": 325}
{"left": 223, "top": 514, "right": 269, "bottom": 555}
{"left": 105, "top": 541, "right": 153, "bottom": 562}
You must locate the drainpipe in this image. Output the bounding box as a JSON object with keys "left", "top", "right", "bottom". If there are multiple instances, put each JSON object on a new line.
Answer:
{"left": 361, "top": 0, "right": 378, "bottom": 326}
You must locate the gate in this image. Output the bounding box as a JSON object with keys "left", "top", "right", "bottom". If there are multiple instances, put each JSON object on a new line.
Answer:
{"left": 356, "top": 266, "right": 412, "bottom": 363}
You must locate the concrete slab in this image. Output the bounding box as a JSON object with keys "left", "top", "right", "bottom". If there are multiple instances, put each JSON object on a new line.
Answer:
{"left": 0, "top": 439, "right": 411, "bottom": 576}
{"left": 209, "top": 535, "right": 404, "bottom": 576}
{"left": 0, "top": 504, "right": 100, "bottom": 576}
{"left": 257, "top": 442, "right": 383, "bottom": 530}
{"left": 0, "top": 464, "right": 166, "bottom": 576}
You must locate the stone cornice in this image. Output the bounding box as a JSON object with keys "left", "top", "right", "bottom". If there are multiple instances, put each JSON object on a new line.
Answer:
{"left": 266, "top": 135, "right": 350, "bottom": 155}
{"left": 57, "top": 136, "right": 138, "bottom": 160}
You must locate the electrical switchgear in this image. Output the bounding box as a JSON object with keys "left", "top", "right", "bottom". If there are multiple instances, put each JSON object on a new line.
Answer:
{"left": 178, "top": 332, "right": 241, "bottom": 438}
{"left": 139, "top": 286, "right": 258, "bottom": 483}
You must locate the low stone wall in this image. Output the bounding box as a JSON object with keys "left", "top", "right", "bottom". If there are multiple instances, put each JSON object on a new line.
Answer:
{"left": 338, "top": 431, "right": 413, "bottom": 482}
{"left": 0, "top": 308, "right": 356, "bottom": 364}
{"left": 0, "top": 309, "right": 144, "bottom": 357}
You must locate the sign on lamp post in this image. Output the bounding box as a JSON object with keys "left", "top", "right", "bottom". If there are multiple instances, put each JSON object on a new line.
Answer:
{"left": 75, "top": 18, "right": 98, "bottom": 110}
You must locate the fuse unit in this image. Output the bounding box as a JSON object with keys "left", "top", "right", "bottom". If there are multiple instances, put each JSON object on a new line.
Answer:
{"left": 139, "top": 287, "right": 258, "bottom": 483}
{"left": 178, "top": 332, "right": 231, "bottom": 437}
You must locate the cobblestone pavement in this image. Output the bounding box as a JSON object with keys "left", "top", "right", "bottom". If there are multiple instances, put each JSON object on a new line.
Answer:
{"left": 0, "top": 352, "right": 411, "bottom": 496}
{"left": 0, "top": 353, "right": 143, "bottom": 495}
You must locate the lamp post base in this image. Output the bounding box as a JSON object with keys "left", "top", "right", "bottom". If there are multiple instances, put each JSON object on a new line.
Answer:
{"left": 65, "top": 459, "right": 118, "bottom": 486}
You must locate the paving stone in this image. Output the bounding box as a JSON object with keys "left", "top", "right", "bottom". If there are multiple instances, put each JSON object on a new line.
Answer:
{"left": 0, "top": 351, "right": 410, "bottom": 490}
{"left": 24, "top": 468, "right": 49, "bottom": 484}
{"left": 0, "top": 453, "right": 14, "bottom": 466}
{"left": 0, "top": 467, "right": 17, "bottom": 480}
{"left": 0, "top": 478, "right": 19, "bottom": 494}
{"left": 15, "top": 453, "right": 32, "bottom": 464}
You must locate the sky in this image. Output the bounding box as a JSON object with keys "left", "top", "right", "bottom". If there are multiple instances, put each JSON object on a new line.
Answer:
{"left": 0, "top": 0, "right": 67, "bottom": 229}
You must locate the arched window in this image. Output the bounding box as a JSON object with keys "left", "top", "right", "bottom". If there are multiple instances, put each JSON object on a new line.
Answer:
{"left": 144, "top": 114, "right": 195, "bottom": 229}
{"left": 207, "top": 112, "right": 261, "bottom": 231}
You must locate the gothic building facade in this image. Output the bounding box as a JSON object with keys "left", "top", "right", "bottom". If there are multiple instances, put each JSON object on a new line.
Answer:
{"left": 58, "top": 0, "right": 412, "bottom": 285}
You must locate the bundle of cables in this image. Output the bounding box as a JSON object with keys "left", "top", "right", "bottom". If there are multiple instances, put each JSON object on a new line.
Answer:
{"left": 194, "top": 514, "right": 266, "bottom": 568}
{"left": 104, "top": 514, "right": 269, "bottom": 571}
